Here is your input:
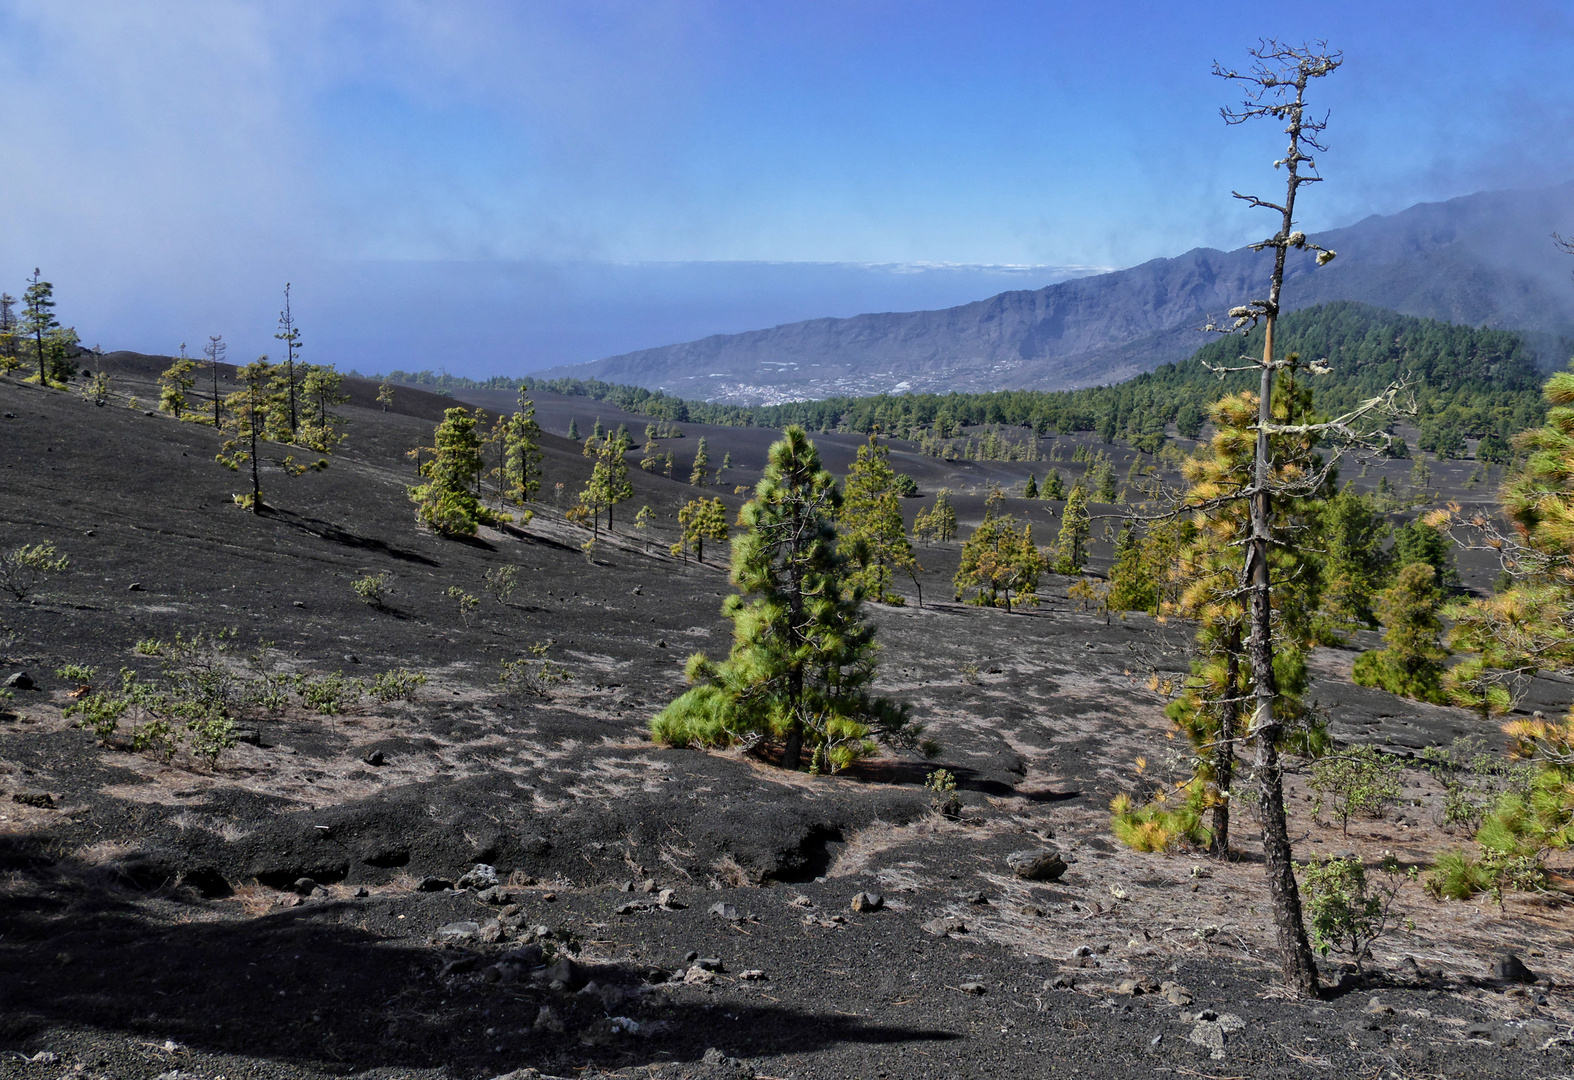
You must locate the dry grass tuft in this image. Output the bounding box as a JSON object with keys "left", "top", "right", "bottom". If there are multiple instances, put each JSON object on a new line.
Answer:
{"left": 709, "top": 853, "right": 759, "bottom": 888}
{"left": 230, "top": 881, "right": 284, "bottom": 917}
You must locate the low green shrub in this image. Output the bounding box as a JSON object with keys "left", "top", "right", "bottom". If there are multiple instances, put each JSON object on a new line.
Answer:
{"left": 370, "top": 668, "right": 427, "bottom": 703}
{"left": 0, "top": 542, "right": 68, "bottom": 601}
{"left": 295, "top": 672, "right": 363, "bottom": 715}
{"left": 446, "top": 586, "right": 480, "bottom": 626}
{"left": 499, "top": 643, "right": 571, "bottom": 699}
{"left": 352, "top": 572, "right": 392, "bottom": 607}
{"left": 54, "top": 663, "right": 96, "bottom": 685}
{"left": 1301, "top": 853, "right": 1412, "bottom": 969}
{"left": 483, "top": 566, "right": 518, "bottom": 604}
{"left": 63, "top": 690, "right": 127, "bottom": 745}
{"left": 1308, "top": 744, "right": 1404, "bottom": 836}
{"left": 925, "top": 768, "right": 961, "bottom": 819}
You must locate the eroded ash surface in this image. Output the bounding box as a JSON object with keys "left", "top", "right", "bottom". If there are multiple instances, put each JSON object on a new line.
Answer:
{"left": 1, "top": 370, "right": 1571, "bottom": 1079}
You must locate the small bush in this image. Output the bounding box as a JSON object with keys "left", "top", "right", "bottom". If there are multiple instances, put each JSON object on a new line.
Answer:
{"left": 483, "top": 565, "right": 518, "bottom": 604}
{"left": 352, "top": 572, "right": 391, "bottom": 608}
{"left": 1426, "top": 845, "right": 1546, "bottom": 909}
{"left": 446, "top": 586, "right": 480, "bottom": 626}
{"left": 0, "top": 542, "right": 69, "bottom": 601}
{"left": 131, "top": 715, "right": 180, "bottom": 761}
{"left": 1308, "top": 744, "right": 1403, "bottom": 836}
{"left": 63, "top": 690, "right": 127, "bottom": 745}
{"left": 1301, "top": 853, "right": 1412, "bottom": 969}
{"left": 186, "top": 715, "right": 236, "bottom": 766}
{"left": 54, "top": 663, "right": 96, "bottom": 685}
{"left": 1352, "top": 649, "right": 1446, "bottom": 704}
{"left": 647, "top": 681, "right": 728, "bottom": 748}
{"left": 295, "top": 672, "right": 362, "bottom": 715}
{"left": 370, "top": 668, "right": 427, "bottom": 703}
{"left": 499, "top": 642, "right": 570, "bottom": 699}
{"left": 1419, "top": 736, "right": 1533, "bottom": 835}
{"left": 925, "top": 768, "right": 962, "bottom": 819}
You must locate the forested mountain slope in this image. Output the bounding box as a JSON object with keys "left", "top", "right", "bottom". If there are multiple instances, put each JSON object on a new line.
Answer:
{"left": 401, "top": 302, "right": 1551, "bottom": 457}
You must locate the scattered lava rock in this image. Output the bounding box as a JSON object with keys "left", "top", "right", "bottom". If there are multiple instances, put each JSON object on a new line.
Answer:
{"left": 1491, "top": 953, "right": 1539, "bottom": 984}
{"left": 1007, "top": 848, "right": 1067, "bottom": 882}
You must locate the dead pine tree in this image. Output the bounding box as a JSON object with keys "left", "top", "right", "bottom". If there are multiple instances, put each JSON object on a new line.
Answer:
{"left": 1207, "top": 39, "right": 1403, "bottom": 999}
{"left": 203, "top": 334, "right": 226, "bottom": 428}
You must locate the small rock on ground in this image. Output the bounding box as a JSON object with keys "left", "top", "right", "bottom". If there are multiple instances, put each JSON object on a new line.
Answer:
{"left": 1491, "top": 953, "right": 1538, "bottom": 984}
{"left": 1006, "top": 848, "right": 1067, "bottom": 882}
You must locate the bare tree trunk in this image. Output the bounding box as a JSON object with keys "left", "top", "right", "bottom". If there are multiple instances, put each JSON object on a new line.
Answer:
{"left": 248, "top": 420, "right": 262, "bottom": 516}
{"left": 782, "top": 716, "right": 803, "bottom": 771}
{"left": 1247, "top": 313, "right": 1319, "bottom": 998}
{"left": 1210, "top": 624, "right": 1240, "bottom": 856}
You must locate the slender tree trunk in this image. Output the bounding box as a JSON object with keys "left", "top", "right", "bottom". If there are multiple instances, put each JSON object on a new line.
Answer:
{"left": 35, "top": 328, "right": 44, "bottom": 383}
{"left": 1210, "top": 624, "right": 1240, "bottom": 857}
{"left": 286, "top": 350, "right": 298, "bottom": 435}
{"left": 248, "top": 419, "right": 262, "bottom": 515}
{"left": 1247, "top": 313, "right": 1319, "bottom": 998}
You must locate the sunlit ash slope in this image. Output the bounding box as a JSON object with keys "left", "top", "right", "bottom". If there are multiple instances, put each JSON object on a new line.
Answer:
{"left": 540, "top": 182, "right": 1574, "bottom": 404}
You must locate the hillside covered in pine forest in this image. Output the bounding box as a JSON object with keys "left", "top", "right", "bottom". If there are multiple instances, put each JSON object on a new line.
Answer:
{"left": 389, "top": 302, "right": 1550, "bottom": 458}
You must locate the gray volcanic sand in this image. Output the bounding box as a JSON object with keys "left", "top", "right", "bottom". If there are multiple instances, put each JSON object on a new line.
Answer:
{"left": 0, "top": 368, "right": 1568, "bottom": 1079}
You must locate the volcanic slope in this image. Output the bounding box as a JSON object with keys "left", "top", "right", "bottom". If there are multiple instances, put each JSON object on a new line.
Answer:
{"left": 0, "top": 372, "right": 1571, "bottom": 1079}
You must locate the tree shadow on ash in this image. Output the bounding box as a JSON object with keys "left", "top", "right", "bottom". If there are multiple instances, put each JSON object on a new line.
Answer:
{"left": 0, "top": 837, "right": 958, "bottom": 1075}
{"left": 264, "top": 507, "right": 440, "bottom": 566}
{"left": 845, "top": 760, "right": 1082, "bottom": 803}
{"left": 497, "top": 522, "right": 584, "bottom": 554}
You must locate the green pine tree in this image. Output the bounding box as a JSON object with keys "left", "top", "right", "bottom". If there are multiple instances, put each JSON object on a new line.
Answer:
{"left": 1106, "top": 521, "right": 1154, "bottom": 612}
{"left": 651, "top": 427, "right": 927, "bottom": 772}
{"left": 273, "top": 283, "right": 303, "bottom": 436}
{"left": 641, "top": 424, "right": 661, "bottom": 471}
{"left": 500, "top": 389, "right": 544, "bottom": 506}
{"left": 840, "top": 435, "right": 917, "bottom": 603}
{"left": 673, "top": 497, "right": 729, "bottom": 563}
{"left": 21, "top": 269, "right": 58, "bottom": 386}
{"left": 299, "top": 365, "right": 349, "bottom": 452}
{"left": 159, "top": 346, "right": 197, "bottom": 416}
{"left": 1316, "top": 485, "right": 1391, "bottom": 637}
{"left": 408, "top": 408, "right": 494, "bottom": 536}
{"left": 690, "top": 436, "right": 710, "bottom": 485}
{"left": 1053, "top": 483, "right": 1091, "bottom": 574}
{"left": 1023, "top": 473, "right": 1039, "bottom": 499}
{"left": 954, "top": 498, "right": 1045, "bottom": 611}
{"left": 1352, "top": 562, "right": 1448, "bottom": 703}
{"left": 216, "top": 359, "right": 326, "bottom": 514}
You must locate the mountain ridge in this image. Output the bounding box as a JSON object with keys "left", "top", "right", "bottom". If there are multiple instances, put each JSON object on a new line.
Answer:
{"left": 537, "top": 182, "right": 1574, "bottom": 403}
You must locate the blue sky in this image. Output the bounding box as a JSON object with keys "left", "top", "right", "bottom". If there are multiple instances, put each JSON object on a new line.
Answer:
{"left": 1, "top": 1, "right": 1571, "bottom": 373}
